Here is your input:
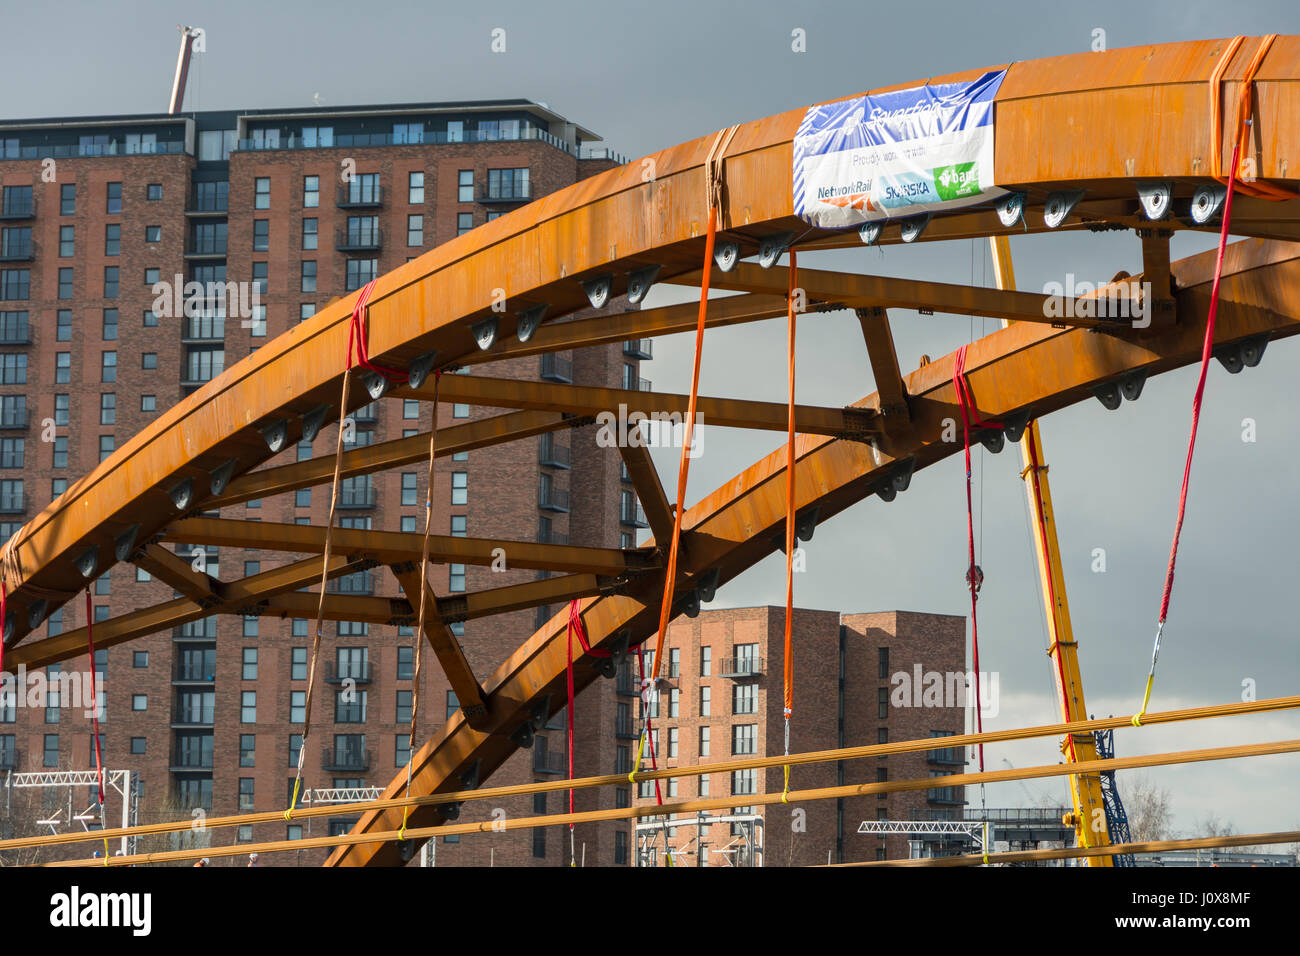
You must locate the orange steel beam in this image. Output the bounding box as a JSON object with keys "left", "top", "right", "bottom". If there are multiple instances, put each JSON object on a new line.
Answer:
{"left": 617, "top": 443, "right": 675, "bottom": 545}
{"left": 7, "top": 554, "right": 369, "bottom": 669}
{"left": 399, "top": 375, "right": 879, "bottom": 439}
{"left": 330, "top": 238, "right": 1300, "bottom": 865}
{"left": 669, "top": 262, "right": 1120, "bottom": 329}
{"left": 458, "top": 294, "right": 828, "bottom": 366}
{"left": 159, "top": 517, "right": 657, "bottom": 576}
{"left": 854, "top": 307, "right": 913, "bottom": 446}
{"left": 393, "top": 568, "right": 487, "bottom": 723}
{"left": 4, "top": 38, "right": 1298, "bottom": 650}
{"left": 208, "top": 409, "right": 567, "bottom": 508}
{"left": 131, "top": 542, "right": 224, "bottom": 606}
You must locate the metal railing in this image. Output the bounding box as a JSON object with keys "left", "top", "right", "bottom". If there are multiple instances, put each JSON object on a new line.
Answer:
{"left": 0, "top": 237, "right": 33, "bottom": 261}
{"left": 337, "top": 184, "right": 384, "bottom": 208}
{"left": 539, "top": 354, "right": 572, "bottom": 383}
{"left": 614, "top": 716, "right": 639, "bottom": 739}
{"left": 620, "top": 500, "right": 647, "bottom": 528}
{"left": 0, "top": 492, "right": 26, "bottom": 514}
{"left": 321, "top": 747, "right": 371, "bottom": 772}
{"left": 325, "top": 661, "right": 373, "bottom": 683}
{"left": 478, "top": 183, "right": 533, "bottom": 203}
{"left": 0, "top": 408, "right": 28, "bottom": 429}
{"left": 352, "top": 402, "right": 379, "bottom": 424}
{"left": 228, "top": 126, "right": 584, "bottom": 156}
{"left": 172, "top": 707, "right": 215, "bottom": 726}
{"left": 187, "top": 187, "right": 229, "bottom": 213}
{"left": 533, "top": 750, "right": 565, "bottom": 774}
{"left": 336, "top": 486, "right": 377, "bottom": 509}
{"left": 536, "top": 526, "right": 568, "bottom": 546}
{"left": 538, "top": 434, "right": 570, "bottom": 468}
{"left": 171, "top": 751, "right": 214, "bottom": 770}
{"left": 538, "top": 485, "right": 570, "bottom": 512}
{"left": 174, "top": 662, "right": 215, "bottom": 682}
{"left": 0, "top": 317, "right": 29, "bottom": 344}
{"left": 328, "top": 571, "right": 374, "bottom": 595}
{"left": 623, "top": 338, "right": 653, "bottom": 359}
{"left": 335, "top": 226, "right": 383, "bottom": 251}
{"left": 183, "top": 315, "right": 225, "bottom": 341}
{"left": 0, "top": 196, "right": 35, "bottom": 219}
{"left": 717, "top": 656, "right": 764, "bottom": 678}
{"left": 186, "top": 237, "right": 227, "bottom": 256}
{"left": 1, "top": 141, "right": 185, "bottom": 162}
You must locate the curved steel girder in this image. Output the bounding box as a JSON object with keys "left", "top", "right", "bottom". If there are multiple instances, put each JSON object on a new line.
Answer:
{"left": 3, "top": 37, "right": 1299, "bottom": 647}
{"left": 325, "top": 238, "right": 1300, "bottom": 865}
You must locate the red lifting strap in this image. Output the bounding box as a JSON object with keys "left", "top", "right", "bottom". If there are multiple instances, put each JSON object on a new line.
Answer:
{"left": 345, "top": 279, "right": 407, "bottom": 382}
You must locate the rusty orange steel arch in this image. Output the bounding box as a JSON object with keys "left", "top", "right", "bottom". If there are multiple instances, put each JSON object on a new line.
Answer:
{"left": 0, "top": 38, "right": 1297, "bottom": 866}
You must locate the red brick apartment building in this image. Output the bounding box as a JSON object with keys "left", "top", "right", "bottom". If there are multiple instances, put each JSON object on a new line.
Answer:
{"left": 0, "top": 100, "right": 654, "bottom": 865}
{"left": 628, "top": 608, "right": 967, "bottom": 866}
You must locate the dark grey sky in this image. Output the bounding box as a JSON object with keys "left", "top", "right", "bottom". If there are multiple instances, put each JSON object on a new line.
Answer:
{"left": 6, "top": 0, "right": 1297, "bottom": 840}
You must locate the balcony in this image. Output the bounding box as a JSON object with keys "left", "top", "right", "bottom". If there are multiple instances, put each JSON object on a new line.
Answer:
{"left": 171, "top": 709, "right": 216, "bottom": 728}
{"left": 620, "top": 500, "right": 648, "bottom": 528}
{"left": 477, "top": 183, "right": 533, "bottom": 204}
{"left": 0, "top": 492, "right": 25, "bottom": 514}
{"left": 538, "top": 485, "right": 570, "bottom": 513}
{"left": 0, "top": 238, "right": 33, "bottom": 261}
{"left": 328, "top": 571, "right": 374, "bottom": 595}
{"left": 174, "top": 621, "right": 217, "bottom": 641}
{"left": 322, "top": 747, "right": 372, "bottom": 772}
{"left": 927, "top": 786, "right": 966, "bottom": 807}
{"left": 614, "top": 716, "right": 640, "bottom": 740}
{"left": 623, "top": 338, "right": 653, "bottom": 360}
{"left": 186, "top": 189, "right": 228, "bottom": 216}
{"left": 539, "top": 354, "right": 572, "bottom": 384}
{"left": 538, "top": 434, "right": 570, "bottom": 469}
{"left": 533, "top": 750, "right": 565, "bottom": 775}
{"left": 0, "top": 318, "right": 30, "bottom": 345}
{"left": 613, "top": 750, "right": 632, "bottom": 774}
{"left": 325, "top": 661, "right": 373, "bottom": 684}
{"left": 718, "top": 656, "right": 764, "bottom": 679}
{"left": 928, "top": 747, "right": 966, "bottom": 767}
{"left": 182, "top": 316, "right": 225, "bottom": 343}
{"left": 636, "top": 378, "right": 653, "bottom": 392}
{"left": 335, "top": 226, "right": 383, "bottom": 252}
{"left": 336, "top": 486, "right": 377, "bottom": 510}
{"left": 535, "top": 526, "right": 568, "bottom": 547}
{"left": 353, "top": 401, "right": 379, "bottom": 424}
{"left": 0, "top": 748, "right": 18, "bottom": 771}
{"left": 616, "top": 670, "right": 640, "bottom": 697}
{"left": 185, "top": 237, "right": 228, "bottom": 259}
{"left": 0, "top": 408, "right": 28, "bottom": 430}
{"left": 174, "top": 662, "right": 216, "bottom": 683}
{"left": 0, "top": 197, "right": 35, "bottom": 220}
{"left": 336, "top": 185, "right": 384, "bottom": 208}
{"left": 170, "top": 752, "right": 214, "bottom": 772}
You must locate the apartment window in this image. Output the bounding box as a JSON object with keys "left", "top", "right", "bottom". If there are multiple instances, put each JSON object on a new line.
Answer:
{"left": 667, "top": 727, "right": 679, "bottom": 759}
{"left": 56, "top": 311, "right": 72, "bottom": 341}
{"left": 401, "top": 472, "right": 417, "bottom": 506}
{"left": 241, "top": 691, "right": 256, "bottom": 723}
{"left": 251, "top": 262, "right": 268, "bottom": 297}
{"left": 106, "top": 182, "right": 122, "bottom": 214}
{"left": 99, "top": 393, "right": 115, "bottom": 425}
{"left": 397, "top": 646, "right": 414, "bottom": 680}
{"left": 0, "top": 354, "right": 25, "bottom": 384}
{"left": 242, "top": 648, "right": 258, "bottom": 680}
{"left": 345, "top": 258, "right": 377, "bottom": 292}
{"left": 147, "top": 183, "right": 162, "bottom": 200}
{"left": 145, "top": 268, "right": 159, "bottom": 285}
{"left": 395, "top": 690, "right": 413, "bottom": 724}
{"left": 403, "top": 399, "right": 419, "bottom": 419}
{"left": 254, "top": 177, "right": 270, "bottom": 209}
{"left": 295, "top": 488, "right": 311, "bottom": 508}
{"left": 300, "top": 303, "right": 315, "bottom": 320}
{"left": 395, "top": 735, "right": 411, "bottom": 768}
{"left": 301, "top": 260, "right": 316, "bottom": 292}
{"left": 700, "top": 685, "right": 711, "bottom": 716}
{"left": 878, "top": 647, "right": 889, "bottom": 680}
{"left": 408, "top": 171, "right": 424, "bottom": 204}
{"left": 452, "top": 402, "right": 469, "bottom": 419}
{"left": 130, "top": 737, "right": 146, "bottom": 755}
{"left": 145, "top": 225, "right": 161, "bottom": 243}
{"left": 701, "top": 646, "right": 711, "bottom": 676}
{"left": 302, "top": 218, "right": 317, "bottom": 250}
{"left": 0, "top": 438, "right": 22, "bottom": 469}
{"left": 131, "top": 695, "right": 146, "bottom": 711}
{"left": 52, "top": 436, "right": 67, "bottom": 468}
{"left": 58, "top": 268, "right": 73, "bottom": 299}
{"left": 101, "top": 351, "right": 116, "bottom": 382}
{"left": 44, "top": 735, "right": 58, "bottom": 767}
{"left": 449, "top": 564, "right": 466, "bottom": 592}
{"left": 731, "top": 768, "right": 756, "bottom": 796}
{"left": 55, "top": 352, "right": 71, "bottom": 384}
{"left": 335, "top": 690, "right": 367, "bottom": 724}
{"left": 292, "top": 647, "right": 307, "bottom": 681}
{"left": 60, "top": 183, "right": 75, "bottom": 215}
{"left": 59, "top": 225, "right": 74, "bottom": 257}
{"left": 133, "top": 651, "right": 148, "bottom": 668}
{"left": 303, "top": 175, "right": 319, "bottom": 207}
{"left": 105, "top": 223, "right": 121, "bottom": 256}
{"left": 614, "top": 830, "right": 628, "bottom": 865}
{"left": 456, "top": 212, "right": 473, "bottom": 236}
{"left": 486, "top": 167, "right": 529, "bottom": 200}
{"left": 878, "top": 727, "right": 889, "bottom": 748}
{"left": 733, "top": 683, "right": 757, "bottom": 715}
{"left": 451, "top": 471, "right": 467, "bottom": 505}
{"left": 669, "top": 687, "right": 680, "bottom": 717}
{"left": 141, "top": 395, "right": 156, "bottom": 412}
{"left": 878, "top": 686, "right": 889, "bottom": 720}
{"left": 407, "top": 214, "right": 423, "bottom": 247}
{"left": 104, "top": 266, "right": 119, "bottom": 298}
{"left": 446, "top": 691, "right": 459, "bottom": 720}
{"left": 458, "top": 170, "right": 474, "bottom": 202}
{"left": 0, "top": 269, "right": 28, "bottom": 301}
{"left": 102, "top": 308, "right": 118, "bottom": 340}
{"left": 97, "top": 435, "right": 113, "bottom": 462}
{"left": 733, "top": 724, "right": 757, "bottom": 755}
{"left": 699, "top": 725, "right": 711, "bottom": 758}
{"left": 253, "top": 219, "right": 269, "bottom": 251}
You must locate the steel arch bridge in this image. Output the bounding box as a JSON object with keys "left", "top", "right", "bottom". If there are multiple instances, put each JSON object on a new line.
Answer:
{"left": 3, "top": 36, "right": 1299, "bottom": 867}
